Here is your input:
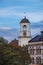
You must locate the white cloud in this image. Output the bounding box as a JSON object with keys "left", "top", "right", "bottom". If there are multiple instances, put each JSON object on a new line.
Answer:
{"left": 31, "top": 28, "right": 40, "bottom": 37}
{"left": 26, "top": 12, "right": 43, "bottom": 22}
{"left": 0, "top": 7, "right": 43, "bottom": 22}
{"left": 4, "top": 36, "right": 14, "bottom": 42}
{"left": 0, "top": 26, "right": 18, "bottom": 42}
{"left": 0, "top": 27, "right": 13, "bottom": 30}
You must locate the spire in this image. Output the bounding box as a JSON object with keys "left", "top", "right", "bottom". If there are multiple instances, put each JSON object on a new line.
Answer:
{"left": 24, "top": 16, "right": 26, "bottom": 19}
{"left": 24, "top": 12, "right": 26, "bottom": 19}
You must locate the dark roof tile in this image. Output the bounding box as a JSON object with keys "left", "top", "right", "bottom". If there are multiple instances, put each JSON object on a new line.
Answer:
{"left": 20, "top": 17, "right": 30, "bottom": 23}
{"left": 28, "top": 35, "right": 43, "bottom": 42}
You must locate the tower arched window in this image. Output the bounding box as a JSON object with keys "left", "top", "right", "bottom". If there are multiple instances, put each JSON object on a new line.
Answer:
{"left": 23, "top": 25, "right": 27, "bottom": 30}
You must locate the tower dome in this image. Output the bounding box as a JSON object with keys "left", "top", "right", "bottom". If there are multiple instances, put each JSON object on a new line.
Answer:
{"left": 20, "top": 17, "right": 30, "bottom": 23}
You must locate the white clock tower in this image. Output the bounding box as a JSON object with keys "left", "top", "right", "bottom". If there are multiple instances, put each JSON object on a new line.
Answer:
{"left": 19, "top": 17, "right": 31, "bottom": 46}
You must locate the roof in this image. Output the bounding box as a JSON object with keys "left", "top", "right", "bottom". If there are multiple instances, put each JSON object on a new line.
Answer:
{"left": 10, "top": 39, "right": 18, "bottom": 46}
{"left": 20, "top": 17, "right": 30, "bottom": 23}
{"left": 28, "top": 35, "right": 43, "bottom": 42}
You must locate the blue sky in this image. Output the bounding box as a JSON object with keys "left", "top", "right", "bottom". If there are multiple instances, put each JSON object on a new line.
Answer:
{"left": 0, "top": 0, "right": 43, "bottom": 41}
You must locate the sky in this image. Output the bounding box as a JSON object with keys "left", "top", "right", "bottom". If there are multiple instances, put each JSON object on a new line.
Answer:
{"left": 0, "top": 0, "right": 43, "bottom": 42}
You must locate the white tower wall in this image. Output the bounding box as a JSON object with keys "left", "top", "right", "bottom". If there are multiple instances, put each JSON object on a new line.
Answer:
{"left": 19, "top": 17, "right": 31, "bottom": 46}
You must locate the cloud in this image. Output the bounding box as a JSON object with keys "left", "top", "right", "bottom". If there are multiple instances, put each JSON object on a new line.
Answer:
{"left": 0, "top": 27, "right": 18, "bottom": 42}
{"left": 0, "top": 0, "right": 43, "bottom": 42}
{"left": 0, "top": 7, "right": 43, "bottom": 22}
{"left": 31, "top": 28, "right": 40, "bottom": 36}
{"left": 0, "top": 27, "right": 13, "bottom": 30}
{"left": 0, "top": 22, "right": 43, "bottom": 42}
{"left": 30, "top": 22, "right": 43, "bottom": 37}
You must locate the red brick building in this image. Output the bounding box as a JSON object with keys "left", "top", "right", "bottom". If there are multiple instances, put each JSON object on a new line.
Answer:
{"left": 10, "top": 39, "right": 18, "bottom": 46}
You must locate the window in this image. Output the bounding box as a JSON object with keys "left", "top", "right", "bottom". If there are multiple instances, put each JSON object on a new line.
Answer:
{"left": 29, "top": 46, "right": 34, "bottom": 55}
{"left": 36, "top": 46, "right": 41, "bottom": 49}
{"left": 36, "top": 57, "right": 41, "bottom": 64}
{"left": 36, "top": 46, "right": 41, "bottom": 55}
{"left": 31, "top": 57, "right": 34, "bottom": 64}
{"left": 23, "top": 25, "right": 27, "bottom": 30}
{"left": 23, "top": 32, "right": 26, "bottom": 36}
{"left": 30, "top": 49, "right": 34, "bottom": 55}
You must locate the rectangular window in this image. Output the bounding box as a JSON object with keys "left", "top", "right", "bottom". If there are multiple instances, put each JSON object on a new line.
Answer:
{"left": 36, "top": 57, "right": 41, "bottom": 64}
{"left": 36, "top": 49, "right": 41, "bottom": 55}
{"left": 36, "top": 46, "right": 41, "bottom": 55}
{"left": 31, "top": 57, "right": 34, "bottom": 64}
{"left": 30, "top": 49, "right": 34, "bottom": 55}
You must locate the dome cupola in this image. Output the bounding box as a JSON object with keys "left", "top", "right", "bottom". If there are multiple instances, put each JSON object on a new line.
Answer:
{"left": 20, "top": 17, "right": 30, "bottom": 23}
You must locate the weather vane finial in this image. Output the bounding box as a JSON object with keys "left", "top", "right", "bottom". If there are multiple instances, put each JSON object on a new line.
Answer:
{"left": 24, "top": 12, "right": 26, "bottom": 18}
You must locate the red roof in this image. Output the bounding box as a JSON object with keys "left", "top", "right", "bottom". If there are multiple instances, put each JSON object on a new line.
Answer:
{"left": 10, "top": 39, "right": 18, "bottom": 46}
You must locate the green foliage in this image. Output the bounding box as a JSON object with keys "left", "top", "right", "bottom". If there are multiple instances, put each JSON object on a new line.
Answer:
{"left": 0, "top": 43, "right": 31, "bottom": 65}
{"left": 0, "top": 37, "right": 8, "bottom": 44}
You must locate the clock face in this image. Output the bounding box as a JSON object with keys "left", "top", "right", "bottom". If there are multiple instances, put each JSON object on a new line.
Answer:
{"left": 23, "top": 25, "right": 27, "bottom": 30}
{"left": 23, "top": 32, "right": 26, "bottom": 36}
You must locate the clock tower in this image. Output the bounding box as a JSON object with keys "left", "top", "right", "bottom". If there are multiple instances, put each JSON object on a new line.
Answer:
{"left": 19, "top": 17, "right": 31, "bottom": 46}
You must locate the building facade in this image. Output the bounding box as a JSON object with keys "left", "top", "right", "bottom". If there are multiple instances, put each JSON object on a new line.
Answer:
{"left": 28, "top": 31, "right": 43, "bottom": 65}
{"left": 18, "top": 17, "right": 43, "bottom": 65}
{"left": 19, "top": 17, "right": 31, "bottom": 46}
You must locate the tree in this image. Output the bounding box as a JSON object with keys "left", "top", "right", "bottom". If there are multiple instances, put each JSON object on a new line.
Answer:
{"left": 0, "top": 37, "right": 8, "bottom": 44}
{"left": 0, "top": 43, "right": 31, "bottom": 65}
